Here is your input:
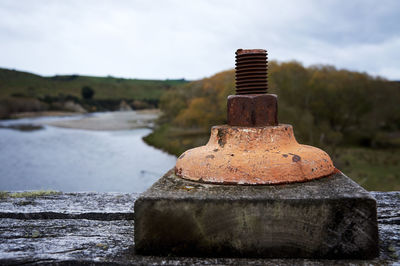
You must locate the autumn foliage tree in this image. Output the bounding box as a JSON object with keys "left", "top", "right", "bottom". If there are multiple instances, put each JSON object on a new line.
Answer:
{"left": 158, "top": 61, "right": 400, "bottom": 149}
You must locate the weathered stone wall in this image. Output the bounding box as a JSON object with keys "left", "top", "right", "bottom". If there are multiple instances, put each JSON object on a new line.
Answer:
{"left": 0, "top": 191, "right": 398, "bottom": 265}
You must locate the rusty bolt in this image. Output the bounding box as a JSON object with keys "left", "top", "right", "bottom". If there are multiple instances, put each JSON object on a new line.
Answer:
{"left": 235, "top": 49, "right": 268, "bottom": 95}
{"left": 227, "top": 49, "right": 278, "bottom": 127}
{"left": 175, "top": 48, "right": 335, "bottom": 185}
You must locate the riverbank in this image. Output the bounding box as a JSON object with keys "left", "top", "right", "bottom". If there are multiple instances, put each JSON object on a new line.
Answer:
{"left": 143, "top": 124, "right": 209, "bottom": 156}
{"left": 42, "top": 109, "right": 161, "bottom": 131}
{"left": 1, "top": 110, "right": 161, "bottom": 131}
{"left": 10, "top": 111, "right": 84, "bottom": 119}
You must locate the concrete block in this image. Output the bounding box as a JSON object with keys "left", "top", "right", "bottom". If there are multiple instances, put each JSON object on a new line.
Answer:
{"left": 134, "top": 170, "right": 379, "bottom": 259}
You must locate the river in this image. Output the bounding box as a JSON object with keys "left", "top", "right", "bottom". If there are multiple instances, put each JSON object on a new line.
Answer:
{"left": 0, "top": 112, "right": 177, "bottom": 193}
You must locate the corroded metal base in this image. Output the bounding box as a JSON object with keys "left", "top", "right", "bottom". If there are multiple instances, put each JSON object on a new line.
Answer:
{"left": 175, "top": 124, "right": 334, "bottom": 184}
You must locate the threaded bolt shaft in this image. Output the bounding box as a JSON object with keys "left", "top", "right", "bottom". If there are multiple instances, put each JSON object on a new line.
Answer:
{"left": 235, "top": 49, "right": 268, "bottom": 95}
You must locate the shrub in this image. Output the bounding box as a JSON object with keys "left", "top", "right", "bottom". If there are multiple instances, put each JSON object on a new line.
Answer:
{"left": 81, "top": 86, "right": 95, "bottom": 100}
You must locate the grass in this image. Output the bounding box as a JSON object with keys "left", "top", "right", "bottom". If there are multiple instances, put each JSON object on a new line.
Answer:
{"left": 335, "top": 147, "right": 400, "bottom": 191}
{"left": 0, "top": 190, "right": 61, "bottom": 199}
{"left": 143, "top": 124, "right": 209, "bottom": 156}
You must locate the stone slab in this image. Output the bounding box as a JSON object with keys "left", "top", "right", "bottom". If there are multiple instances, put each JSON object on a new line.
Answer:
{"left": 0, "top": 191, "right": 398, "bottom": 264}
{"left": 134, "top": 170, "right": 379, "bottom": 259}
{"left": 0, "top": 192, "right": 136, "bottom": 220}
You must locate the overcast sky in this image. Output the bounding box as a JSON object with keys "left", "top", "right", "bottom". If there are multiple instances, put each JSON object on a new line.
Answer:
{"left": 0, "top": 0, "right": 399, "bottom": 80}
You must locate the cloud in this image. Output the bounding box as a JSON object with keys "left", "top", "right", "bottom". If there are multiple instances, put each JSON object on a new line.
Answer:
{"left": 0, "top": 0, "right": 398, "bottom": 80}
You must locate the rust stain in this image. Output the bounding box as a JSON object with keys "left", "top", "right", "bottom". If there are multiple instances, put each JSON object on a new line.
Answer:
{"left": 292, "top": 155, "right": 301, "bottom": 162}
{"left": 175, "top": 167, "right": 183, "bottom": 176}
{"left": 217, "top": 128, "right": 227, "bottom": 147}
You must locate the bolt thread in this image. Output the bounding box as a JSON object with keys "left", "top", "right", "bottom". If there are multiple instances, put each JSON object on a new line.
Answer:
{"left": 235, "top": 49, "right": 268, "bottom": 95}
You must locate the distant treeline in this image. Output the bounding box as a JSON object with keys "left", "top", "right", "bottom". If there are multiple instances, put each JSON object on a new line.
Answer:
{"left": 155, "top": 61, "right": 400, "bottom": 152}
{"left": 0, "top": 68, "right": 187, "bottom": 118}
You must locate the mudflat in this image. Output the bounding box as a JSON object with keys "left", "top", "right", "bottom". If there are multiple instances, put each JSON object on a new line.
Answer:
{"left": 40, "top": 110, "right": 160, "bottom": 131}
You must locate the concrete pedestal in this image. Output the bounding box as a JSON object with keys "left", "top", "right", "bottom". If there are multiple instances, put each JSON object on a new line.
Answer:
{"left": 134, "top": 170, "right": 379, "bottom": 259}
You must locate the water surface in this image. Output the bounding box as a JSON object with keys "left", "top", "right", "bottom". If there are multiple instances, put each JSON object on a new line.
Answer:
{"left": 0, "top": 115, "right": 176, "bottom": 192}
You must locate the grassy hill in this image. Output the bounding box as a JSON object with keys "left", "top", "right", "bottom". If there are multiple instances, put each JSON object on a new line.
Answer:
{"left": 0, "top": 68, "right": 188, "bottom": 118}
{"left": 0, "top": 68, "right": 187, "bottom": 101}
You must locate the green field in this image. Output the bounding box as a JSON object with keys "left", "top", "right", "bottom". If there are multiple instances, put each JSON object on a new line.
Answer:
{"left": 336, "top": 147, "right": 400, "bottom": 191}
{"left": 0, "top": 68, "right": 187, "bottom": 101}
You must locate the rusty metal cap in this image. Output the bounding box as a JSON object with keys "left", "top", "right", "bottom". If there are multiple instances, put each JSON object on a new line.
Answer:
{"left": 175, "top": 125, "right": 335, "bottom": 185}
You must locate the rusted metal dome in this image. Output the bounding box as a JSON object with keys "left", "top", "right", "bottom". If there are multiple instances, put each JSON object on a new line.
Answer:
{"left": 175, "top": 124, "right": 335, "bottom": 185}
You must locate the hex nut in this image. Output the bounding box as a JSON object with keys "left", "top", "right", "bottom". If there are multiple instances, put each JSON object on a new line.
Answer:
{"left": 227, "top": 94, "right": 278, "bottom": 127}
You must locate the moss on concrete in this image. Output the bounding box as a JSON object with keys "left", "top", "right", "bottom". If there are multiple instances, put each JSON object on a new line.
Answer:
{"left": 0, "top": 190, "right": 61, "bottom": 199}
